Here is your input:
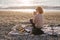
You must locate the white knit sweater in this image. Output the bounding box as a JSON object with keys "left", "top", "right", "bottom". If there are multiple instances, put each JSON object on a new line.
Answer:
{"left": 33, "top": 14, "right": 43, "bottom": 28}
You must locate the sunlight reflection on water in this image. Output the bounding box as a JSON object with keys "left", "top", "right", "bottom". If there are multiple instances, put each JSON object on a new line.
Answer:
{"left": 0, "top": 9, "right": 60, "bottom": 13}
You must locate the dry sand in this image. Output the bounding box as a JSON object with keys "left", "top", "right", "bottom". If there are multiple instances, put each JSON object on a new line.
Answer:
{"left": 0, "top": 11, "right": 60, "bottom": 40}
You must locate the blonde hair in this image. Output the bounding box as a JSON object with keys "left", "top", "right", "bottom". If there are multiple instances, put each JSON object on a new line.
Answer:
{"left": 36, "top": 6, "right": 43, "bottom": 14}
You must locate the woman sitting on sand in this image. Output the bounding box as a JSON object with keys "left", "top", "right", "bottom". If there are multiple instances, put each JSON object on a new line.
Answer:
{"left": 30, "top": 6, "right": 44, "bottom": 35}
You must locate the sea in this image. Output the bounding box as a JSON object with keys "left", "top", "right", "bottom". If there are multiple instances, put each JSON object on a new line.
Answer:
{"left": 0, "top": 0, "right": 60, "bottom": 12}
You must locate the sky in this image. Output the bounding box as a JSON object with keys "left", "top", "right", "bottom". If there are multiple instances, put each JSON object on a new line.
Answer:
{"left": 0, "top": 0, "right": 60, "bottom": 12}
{"left": 0, "top": 0, "right": 60, "bottom": 7}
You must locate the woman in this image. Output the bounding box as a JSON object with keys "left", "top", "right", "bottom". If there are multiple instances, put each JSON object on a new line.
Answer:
{"left": 34, "top": 6, "right": 43, "bottom": 28}
{"left": 30, "top": 6, "right": 44, "bottom": 35}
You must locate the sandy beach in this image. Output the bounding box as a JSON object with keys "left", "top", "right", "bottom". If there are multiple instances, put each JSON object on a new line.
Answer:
{"left": 0, "top": 11, "right": 60, "bottom": 40}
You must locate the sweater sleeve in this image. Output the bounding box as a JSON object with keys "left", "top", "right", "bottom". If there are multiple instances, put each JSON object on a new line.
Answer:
{"left": 33, "top": 15, "right": 39, "bottom": 24}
